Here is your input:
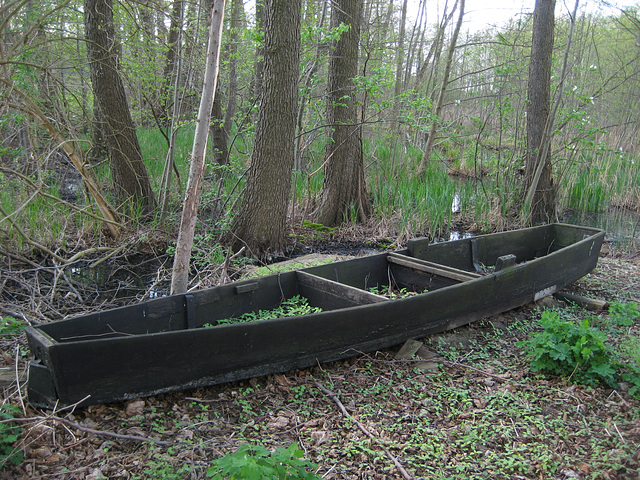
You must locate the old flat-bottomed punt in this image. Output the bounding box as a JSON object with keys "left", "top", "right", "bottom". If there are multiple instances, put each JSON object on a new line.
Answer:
{"left": 26, "top": 223, "right": 605, "bottom": 408}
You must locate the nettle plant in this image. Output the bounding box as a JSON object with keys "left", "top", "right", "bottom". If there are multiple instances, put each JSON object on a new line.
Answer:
{"left": 206, "top": 443, "right": 320, "bottom": 480}
{"left": 518, "top": 302, "right": 640, "bottom": 394}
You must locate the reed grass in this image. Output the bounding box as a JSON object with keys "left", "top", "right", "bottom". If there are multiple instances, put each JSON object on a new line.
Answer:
{"left": 0, "top": 179, "right": 75, "bottom": 253}
{"left": 560, "top": 151, "right": 640, "bottom": 212}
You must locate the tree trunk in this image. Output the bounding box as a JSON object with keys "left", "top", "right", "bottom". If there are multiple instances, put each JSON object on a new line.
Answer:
{"left": 84, "top": 0, "right": 156, "bottom": 213}
{"left": 418, "top": 0, "right": 464, "bottom": 175}
{"left": 223, "top": 0, "right": 242, "bottom": 136}
{"left": 524, "top": 0, "right": 556, "bottom": 224}
{"left": 392, "top": 0, "right": 408, "bottom": 120}
{"left": 160, "top": 0, "right": 184, "bottom": 127}
{"left": 231, "top": 0, "right": 301, "bottom": 256}
{"left": 171, "top": 0, "right": 226, "bottom": 295}
{"left": 295, "top": 0, "right": 328, "bottom": 169}
{"left": 252, "top": 0, "right": 265, "bottom": 108}
{"left": 316, "top": 0, "right": 370, "bottom": 226}
{"left": 210, "top": 79, "right": 229, "bottom": 167}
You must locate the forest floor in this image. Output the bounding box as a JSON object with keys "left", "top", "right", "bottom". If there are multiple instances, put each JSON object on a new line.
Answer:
{"left": 1, "top": 235, "right": 639, "bottom": 479}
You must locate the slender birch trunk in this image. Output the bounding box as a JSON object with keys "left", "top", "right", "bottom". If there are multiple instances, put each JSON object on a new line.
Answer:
{"left": 171, "top": 0, "right": 226, "bottom": 295}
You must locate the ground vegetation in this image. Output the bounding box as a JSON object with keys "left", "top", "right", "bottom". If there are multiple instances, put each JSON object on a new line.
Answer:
{"left": 0, "top": 246, "right": 638, "bottom": 478}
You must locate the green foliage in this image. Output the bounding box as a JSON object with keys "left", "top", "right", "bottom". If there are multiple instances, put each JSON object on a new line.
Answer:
{"left": 206, "top": 443, "right": 320, "bottom": 480}
{"left": 244, "top": 258, "right": 334, "bottom": 279}
{"left": 301, "top": 221, "right": 337, "bottom": 233}
{"left": 608, "top": 301, "right": 639, "bottom": 327}
{"left": 519, "top": 303, "right": 640, "bottom": 396}
{"left": 617, "top": 326, "right": 640, "bottom": 398}
{"left": 135, "top": 455, "right": 193, "bottom": 479}
{"left": 518, "top": 310, "right": 618, "bottom": 387}
{"left": 0, "top": 317, "right": 24, "bottom": 336}
{"left": 211, "top": 295, "right": 322, "bottom": 326}
{"left": 0, "top": 404, "right": 23, "bottom": 467}
{"left": 368, "top": 286, "right": 423, "bottom": 299}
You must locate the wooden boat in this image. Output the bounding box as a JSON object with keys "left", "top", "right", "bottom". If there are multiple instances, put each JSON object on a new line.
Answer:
{"left": 26, "top": 223, "right": 605, "bottom": 408}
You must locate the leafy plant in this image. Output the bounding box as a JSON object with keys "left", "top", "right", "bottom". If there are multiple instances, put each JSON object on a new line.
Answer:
{"left": 518, "top": 310, "right": 618, "bottom": 387}
{"left": 301, "top": 220, "right": 338, "bottom": 233}
{"left": 211, "top": 296, "right": 322, "bottom": 326}
{"left": 0, "top": 317, "right": 24, "bottom": 336}
{"left": 206, "top": 443, "right": 320, "bottom": 480}
{"left": 0, "top": 404, "right": 23, "bottom": 466}
{"left": 608, "top": 301, "right": 639, "bottom": 327}
{"left": 368, "top": 286, "right": 423, "bottom": 299}
{"left": 618, "top": 332, "right": 640, "bottom": 398}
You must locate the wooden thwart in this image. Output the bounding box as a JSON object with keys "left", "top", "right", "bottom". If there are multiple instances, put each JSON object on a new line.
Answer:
{"left": 296, "top": 271, "right": 389, "bottom": 305}
{"left": 387, "top": 252, "right": 481, "bottom": 282}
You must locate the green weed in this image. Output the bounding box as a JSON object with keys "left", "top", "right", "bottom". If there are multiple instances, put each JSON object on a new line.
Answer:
{"left": 0, "top": 404, "right": 23, "bottom": 467}
{"left": 206, "top": 443, "right": 320, "bottom": 480}
{"left": 608, "top": 301, "right": 639, "bottom": 327}
{"left": 519, "top": 304, "right": 639, "bottom": 393}
{"left": 518, "top": 309, "right": 618, "bottom": 387}
{"left": 0, "top": 317, "right": 23, "bottom": 336}
{"left": 205, "top": 295, "right": 322, "bottom": 327}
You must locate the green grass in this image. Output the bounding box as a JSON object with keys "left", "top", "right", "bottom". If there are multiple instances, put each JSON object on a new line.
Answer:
{"left": 561, "top": 150, "right": 640, "bottom": 212}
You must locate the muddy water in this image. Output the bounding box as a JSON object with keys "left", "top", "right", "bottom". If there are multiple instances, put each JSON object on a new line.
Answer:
{"left": 561, "top": 207, "right": 640, "bottom": 249}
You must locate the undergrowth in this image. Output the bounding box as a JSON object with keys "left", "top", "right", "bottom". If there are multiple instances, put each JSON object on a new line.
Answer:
{"left": 519, "top": 302, "right": 640, "bottom": 395}
{"left": 0, "top": 404, "right": 23, "bottom": 467}
{"left": 206, "top": 443, "right": 320, "bottom": 480}
{"left": 207, "top": 295, "right": 322, "bottom": 326}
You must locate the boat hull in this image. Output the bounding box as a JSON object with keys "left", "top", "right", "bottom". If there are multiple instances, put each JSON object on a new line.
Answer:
{"left": 25, "top": 224, "right": 605, "bottom": 408}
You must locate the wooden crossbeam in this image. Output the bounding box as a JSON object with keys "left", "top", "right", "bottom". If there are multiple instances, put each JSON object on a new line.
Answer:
{"left": 386, "top": 253, "right": 481, "bottom": 283}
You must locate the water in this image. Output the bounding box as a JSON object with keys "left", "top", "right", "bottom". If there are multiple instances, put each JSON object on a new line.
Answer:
{"left": 561, "top": 207, "right": 640, "bottom": 249}
{"left": 68, "top": 257, "right": 171, "bottom": 301}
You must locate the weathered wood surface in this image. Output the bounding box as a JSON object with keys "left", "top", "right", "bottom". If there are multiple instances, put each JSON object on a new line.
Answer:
{"left": 0, "top": 367, "right": 25, "bottom": 387}
{"left": 387, "top": 252, "right": 481, "bottom": 282}
{"left": 297, "top": 271, "right": 388, "bottom": 306}
{"left": 25, "top": 224, "right": 605, "bottom": 408}
{"left": 554, "top": 292, "right": 609, "bottom": 311}
{"left": 495, "top": 254, "right": 517, "bottom": 271}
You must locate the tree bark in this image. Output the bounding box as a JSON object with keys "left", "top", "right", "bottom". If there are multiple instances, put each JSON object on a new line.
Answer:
{"left": 160, "top": 0, "right": 184, "bottom": 127}
{"left": 171, "top": 0, "right": 226, "bottom": 295}
{"left": 418, "top": 0, "right": 465, "bottom": 175}
{"left": 316, "top": 0, "right": 370, "bottom": 226}
{"left": 210, "top": 79, "right": 229, "bottom": 167}
{"left": 231, "top": 0, "right": 301, "bottom": 256}
{"left": 252, "top": 0, "right": 265, "bottom": 108}
{"left": 223, "top": 0, "right": 242, "bottom": 136}
{"left": 84, "top": 0, "right": 156, "bottom": 213}
{"left": 524, "top": 0, "right": 557, "bottom": 224}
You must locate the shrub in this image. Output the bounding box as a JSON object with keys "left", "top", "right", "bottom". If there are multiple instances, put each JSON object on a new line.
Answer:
{"left": 206, "top": 443, "right": 320, "bottom": 480}
{"left": 518, "top": 310, "right": 618, "bottom": 387}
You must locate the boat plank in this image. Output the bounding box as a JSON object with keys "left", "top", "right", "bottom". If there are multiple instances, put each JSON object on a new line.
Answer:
{"left": 296, "top": 271, "right": 388, "bottom": 307}
{"left": 387, "top": 253, "right": 481, "bottom": 282}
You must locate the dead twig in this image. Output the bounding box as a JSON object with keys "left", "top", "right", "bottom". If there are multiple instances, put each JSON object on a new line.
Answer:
{"left": 2, "top": 415, "right": 171, "bottom": 446}
{"left": 315, "top": 382, "right": 413, "bottom": 480}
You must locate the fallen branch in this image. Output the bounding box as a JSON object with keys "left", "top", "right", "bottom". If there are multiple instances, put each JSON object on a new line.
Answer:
{"left": 0, "top": 202, "right": 115, "bottom": 265}
{"left": 315, "top": 382, "right": 413, "bottom": 480}
{"left": 2, "top": 415, "right": 171, "bottom": 446}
